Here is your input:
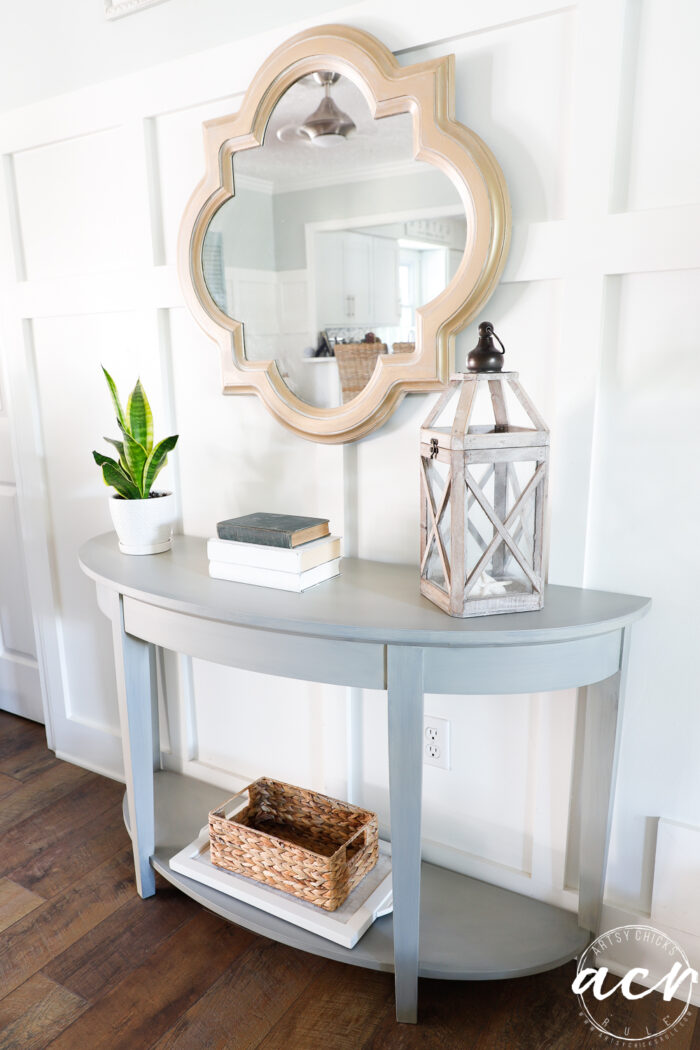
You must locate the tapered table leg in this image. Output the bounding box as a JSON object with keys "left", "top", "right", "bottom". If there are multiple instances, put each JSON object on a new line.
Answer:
{"left": 110, "top": 593, "right": 159, "bottom": 898}
{"left": 387, "top": 645, "right": 424, "bottom": 1023}
{"left": 578, "top": 628, "right": 630, "bottom": 933}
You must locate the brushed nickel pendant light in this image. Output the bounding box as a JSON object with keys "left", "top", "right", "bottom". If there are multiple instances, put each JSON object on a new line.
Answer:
{"left": 276, "top": 72, "right": 356, "bottom": 146}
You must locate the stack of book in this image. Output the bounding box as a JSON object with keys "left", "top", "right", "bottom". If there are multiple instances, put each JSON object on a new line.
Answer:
{"left": 208, "top": 512, "right": 341, "bottom": 592}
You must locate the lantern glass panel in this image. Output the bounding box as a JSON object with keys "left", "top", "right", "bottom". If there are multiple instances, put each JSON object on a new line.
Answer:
{"left": 462, "top": 455, "right": 542, "bottom": 599}
{"left": 423, "top": 456, "right": 452, "bottom": 592}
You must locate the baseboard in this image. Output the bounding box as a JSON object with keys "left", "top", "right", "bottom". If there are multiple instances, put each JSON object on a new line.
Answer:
{"left": 598, "top": 902, "right": 700, "bottom": 1007}
{"left": 54, "top": 749, "right": 125, "bottom": 784}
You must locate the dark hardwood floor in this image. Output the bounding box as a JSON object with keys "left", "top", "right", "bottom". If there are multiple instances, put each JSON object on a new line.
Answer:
{"left": 0, "top": 710, "right": 697, "bottom": 1049}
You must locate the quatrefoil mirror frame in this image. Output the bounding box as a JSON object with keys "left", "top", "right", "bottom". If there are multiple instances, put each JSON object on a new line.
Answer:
{"left": 178, "top": 24, "right": 511, "bottom": 443}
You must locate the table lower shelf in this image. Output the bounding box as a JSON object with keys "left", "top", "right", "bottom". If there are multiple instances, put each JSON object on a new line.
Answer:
{"left": 124, "top": 771, "right": 589, "bottom": 980}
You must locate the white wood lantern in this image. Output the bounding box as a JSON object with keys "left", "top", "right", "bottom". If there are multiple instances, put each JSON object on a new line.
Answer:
{"left": 420, "top": 361, "right": 549, "bottom": 618}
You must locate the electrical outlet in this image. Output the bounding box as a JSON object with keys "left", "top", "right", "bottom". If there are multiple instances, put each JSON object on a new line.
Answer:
{"left": 423, "top": 716, "right": 450, "bottom": 769}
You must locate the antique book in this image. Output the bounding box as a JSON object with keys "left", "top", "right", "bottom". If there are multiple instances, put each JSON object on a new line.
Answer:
{"left": 208, "top": 558, "right": 341, "bottom": 592}
{"left": 207, "top": 534, "right": 341, "bottom": 572}
{"left": 216, "top": 512, "right": 330, "bottom": 548}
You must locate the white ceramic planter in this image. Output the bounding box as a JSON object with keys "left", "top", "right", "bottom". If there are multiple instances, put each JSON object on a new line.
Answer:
{"left": 109, "top": 492, "right": 175, "bottom": 555}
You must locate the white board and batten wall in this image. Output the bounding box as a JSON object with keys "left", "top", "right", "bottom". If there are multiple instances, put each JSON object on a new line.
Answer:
{"left": 1, "top": 0, "right": 699, "bottom": 982}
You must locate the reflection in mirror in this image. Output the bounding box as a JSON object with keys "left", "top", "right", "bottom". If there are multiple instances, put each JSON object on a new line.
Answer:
{"left": 202, "top": 73, "right": 467, "bottom": 408}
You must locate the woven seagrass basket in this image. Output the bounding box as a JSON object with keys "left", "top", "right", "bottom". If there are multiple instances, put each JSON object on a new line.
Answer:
{"left": 209, "top": 777, "right": 379, "bottom": 911}
{"left": 334, "top": 343, "right": 387, "bottom": 404}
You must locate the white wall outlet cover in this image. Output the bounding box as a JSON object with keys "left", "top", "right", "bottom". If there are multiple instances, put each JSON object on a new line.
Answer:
{"left": 423, "top": 716, "right": 450, "bottom": 770}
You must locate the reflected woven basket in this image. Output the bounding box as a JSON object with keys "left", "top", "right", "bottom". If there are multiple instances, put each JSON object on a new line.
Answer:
{"left": 209, "top": 777, "right": 379, "bottom": 911}
{"left": 334, "top": 343, "right": 387, "bottom": 404}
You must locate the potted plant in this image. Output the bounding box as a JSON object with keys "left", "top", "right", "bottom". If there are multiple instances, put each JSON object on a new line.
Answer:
{"left": 93, "top": 367, "right": 179, "bottom": 555}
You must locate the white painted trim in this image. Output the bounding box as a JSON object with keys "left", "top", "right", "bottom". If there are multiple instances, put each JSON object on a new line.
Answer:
{"left": 55, "top": 750, "right": 125, "bottom": 782}
{"left": 236, "top": 173, "right": 275, "bottom": 196}
{"left": 164, "top": 754, "right": 250, "bottom": 795}
{"left": 0, "top": 647, "right": 38, "bottom": 669}
{"left": 68, "top": 712, "right": 121, "bottom": 738}
{"left": 599, "top": 902, "right": 700, "bottom": 1008}
{"left": 7, "top": 206, "right": 699, "bottom": 324}
{"left": 272, "top": 159, "right": 422, "bottom": 195}
{"left": 548, "top": 0, "right": 630, "bottom": 588}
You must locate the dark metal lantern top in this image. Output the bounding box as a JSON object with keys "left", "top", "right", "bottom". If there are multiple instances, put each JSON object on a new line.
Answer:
{"left": 466, "top": 321, "right": 505, "bottom": 373}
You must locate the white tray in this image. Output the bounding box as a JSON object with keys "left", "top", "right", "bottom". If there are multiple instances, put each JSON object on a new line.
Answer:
{"left": 170, "top": 828, "right": 393, "bottom": 949}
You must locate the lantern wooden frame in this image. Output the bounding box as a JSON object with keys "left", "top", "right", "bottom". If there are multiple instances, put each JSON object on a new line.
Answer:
{"left": 419, "top": 372, "right": 549, "bottom": 617}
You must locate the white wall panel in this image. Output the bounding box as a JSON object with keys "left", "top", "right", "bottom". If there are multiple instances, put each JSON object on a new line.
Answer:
{"left": 401, "top": 10, "right": 575, "bottom": 224}
{"left": 168, "top": 306, "right": 343, "bottom": 538}
{"left": 354, "top": 279, "right": 562, "bottom": 567}
{"left": 192, "top": 658, "right": 343, "bottom": 791}
{"left": 585, "top": 267, "right": 700, "bottom": 911}
{"left": 626, "top": 0, "right": 700, "bottom": 212}
{"left": 154, "top": 96, "right": 242, "bottom": 265}
{"left": 361, "top": 689, "right": 535, "bottom": 874}
{"left": 13, "top": 128, "right": 148, "bottom": 280}
{"left": 32, "top": 310, "right": 168, "bottom": 734}
{"left": 0, "top": 488, "right": 36, "bottom": 658}
{"left": 0, "top": 418, "right": 14, "bottom": 483}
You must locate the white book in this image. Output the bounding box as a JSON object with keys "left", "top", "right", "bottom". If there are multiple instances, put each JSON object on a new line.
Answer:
{"left": 209, "top": 557, "right": 341, "bottom": 591}
{"left": 207, "top": 534, "right": 341, "bottom": 572}
{"left": 170, "top": 827, "right": 393, "bottom": 949}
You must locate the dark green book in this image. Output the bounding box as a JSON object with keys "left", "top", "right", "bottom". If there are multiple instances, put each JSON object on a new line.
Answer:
{"left": 216, "top": 512, "right": 330, "bottom": 549}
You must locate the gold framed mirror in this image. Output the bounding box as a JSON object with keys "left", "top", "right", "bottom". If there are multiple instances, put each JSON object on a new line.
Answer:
{"left": 178, "top": 24, "right": 511, "bottom": 443}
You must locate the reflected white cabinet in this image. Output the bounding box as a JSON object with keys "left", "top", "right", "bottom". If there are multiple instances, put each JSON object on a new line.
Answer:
{"left": 372, "top": 236, "right": 400, "bottom": 326}
{"left": 314, "top": 231, "right": 399, "bottom": 328}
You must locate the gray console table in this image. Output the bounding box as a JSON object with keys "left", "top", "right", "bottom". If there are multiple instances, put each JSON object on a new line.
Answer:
{"left": 79, "top": 532, "right": 649, "bottom": 1023}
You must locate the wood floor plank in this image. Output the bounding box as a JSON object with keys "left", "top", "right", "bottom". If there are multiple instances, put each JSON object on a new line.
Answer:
{"left": 45, "top": 910, "right": 256, "bottom": 1050}
{"left": 0, "top": 712, "right": 43, "bottom": 753}
{"left": 0, "top": 846, "right": 135, "bottom": 1001}
{"left": 256, "top": 961, "right": 395, "bottom": 1050}
{"left": 150, "top": 939, "right": 326, "bottom": 1050}
{"left": 0, "top": 775, "right": 124, "bottom": 880}
{"left": 0, "top": 712, "right": 696, "bottom": 1050}
{"left": 0, "top": 762, "right": 89, "bottom": 839}
{"left": 690, "top": 1013, "right": 700, "bottom": 1049}
{"left": 11, "top": 801, "right": 129, "bottom": 900}
{"left": 0, "top": 973, "right": 87, "bottom": 1050}
{"left": 577, "top": 980, "right": 699, "bottom": 1050}
{"left": 468, "top": 965, "right": 584, "bottom": 1050}
{"left": 42, "top": 882, "right": 199, "bottom": 1002}
{"left": 361, "top": 977, "right": 504, "bottom": 1050}
{"left": 0, "top": 879, "right": 44, "bottom": 934}
{"left": 0, "top": 731, "right": 58, "bottom": 782}
{"left": 0, "top": 774, "right": 21, "bottom": 800}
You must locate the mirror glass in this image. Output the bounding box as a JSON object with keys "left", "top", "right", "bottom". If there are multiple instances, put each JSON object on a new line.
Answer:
{"left": 202, "top": 73, "right": 467, "bottom": 408}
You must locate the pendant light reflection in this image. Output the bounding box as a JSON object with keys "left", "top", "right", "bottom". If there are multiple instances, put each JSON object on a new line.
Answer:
{"left": 276, "top": 72, "right": 356, "bottom": 147}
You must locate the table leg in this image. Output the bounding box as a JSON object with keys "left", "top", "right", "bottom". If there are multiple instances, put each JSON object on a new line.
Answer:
{"left": 578, "top": 628, "right": 630, "bottom": 933}
{"left": 110, "top": 593, "right": 159, "bottom": 898}
{"left": 387, "top": 645, "right": 424, "bottom": 1023}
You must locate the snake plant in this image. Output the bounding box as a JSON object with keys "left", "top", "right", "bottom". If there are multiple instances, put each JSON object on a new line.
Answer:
{"left": 93, "top": 367, "right": 178, "bottom": 499}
